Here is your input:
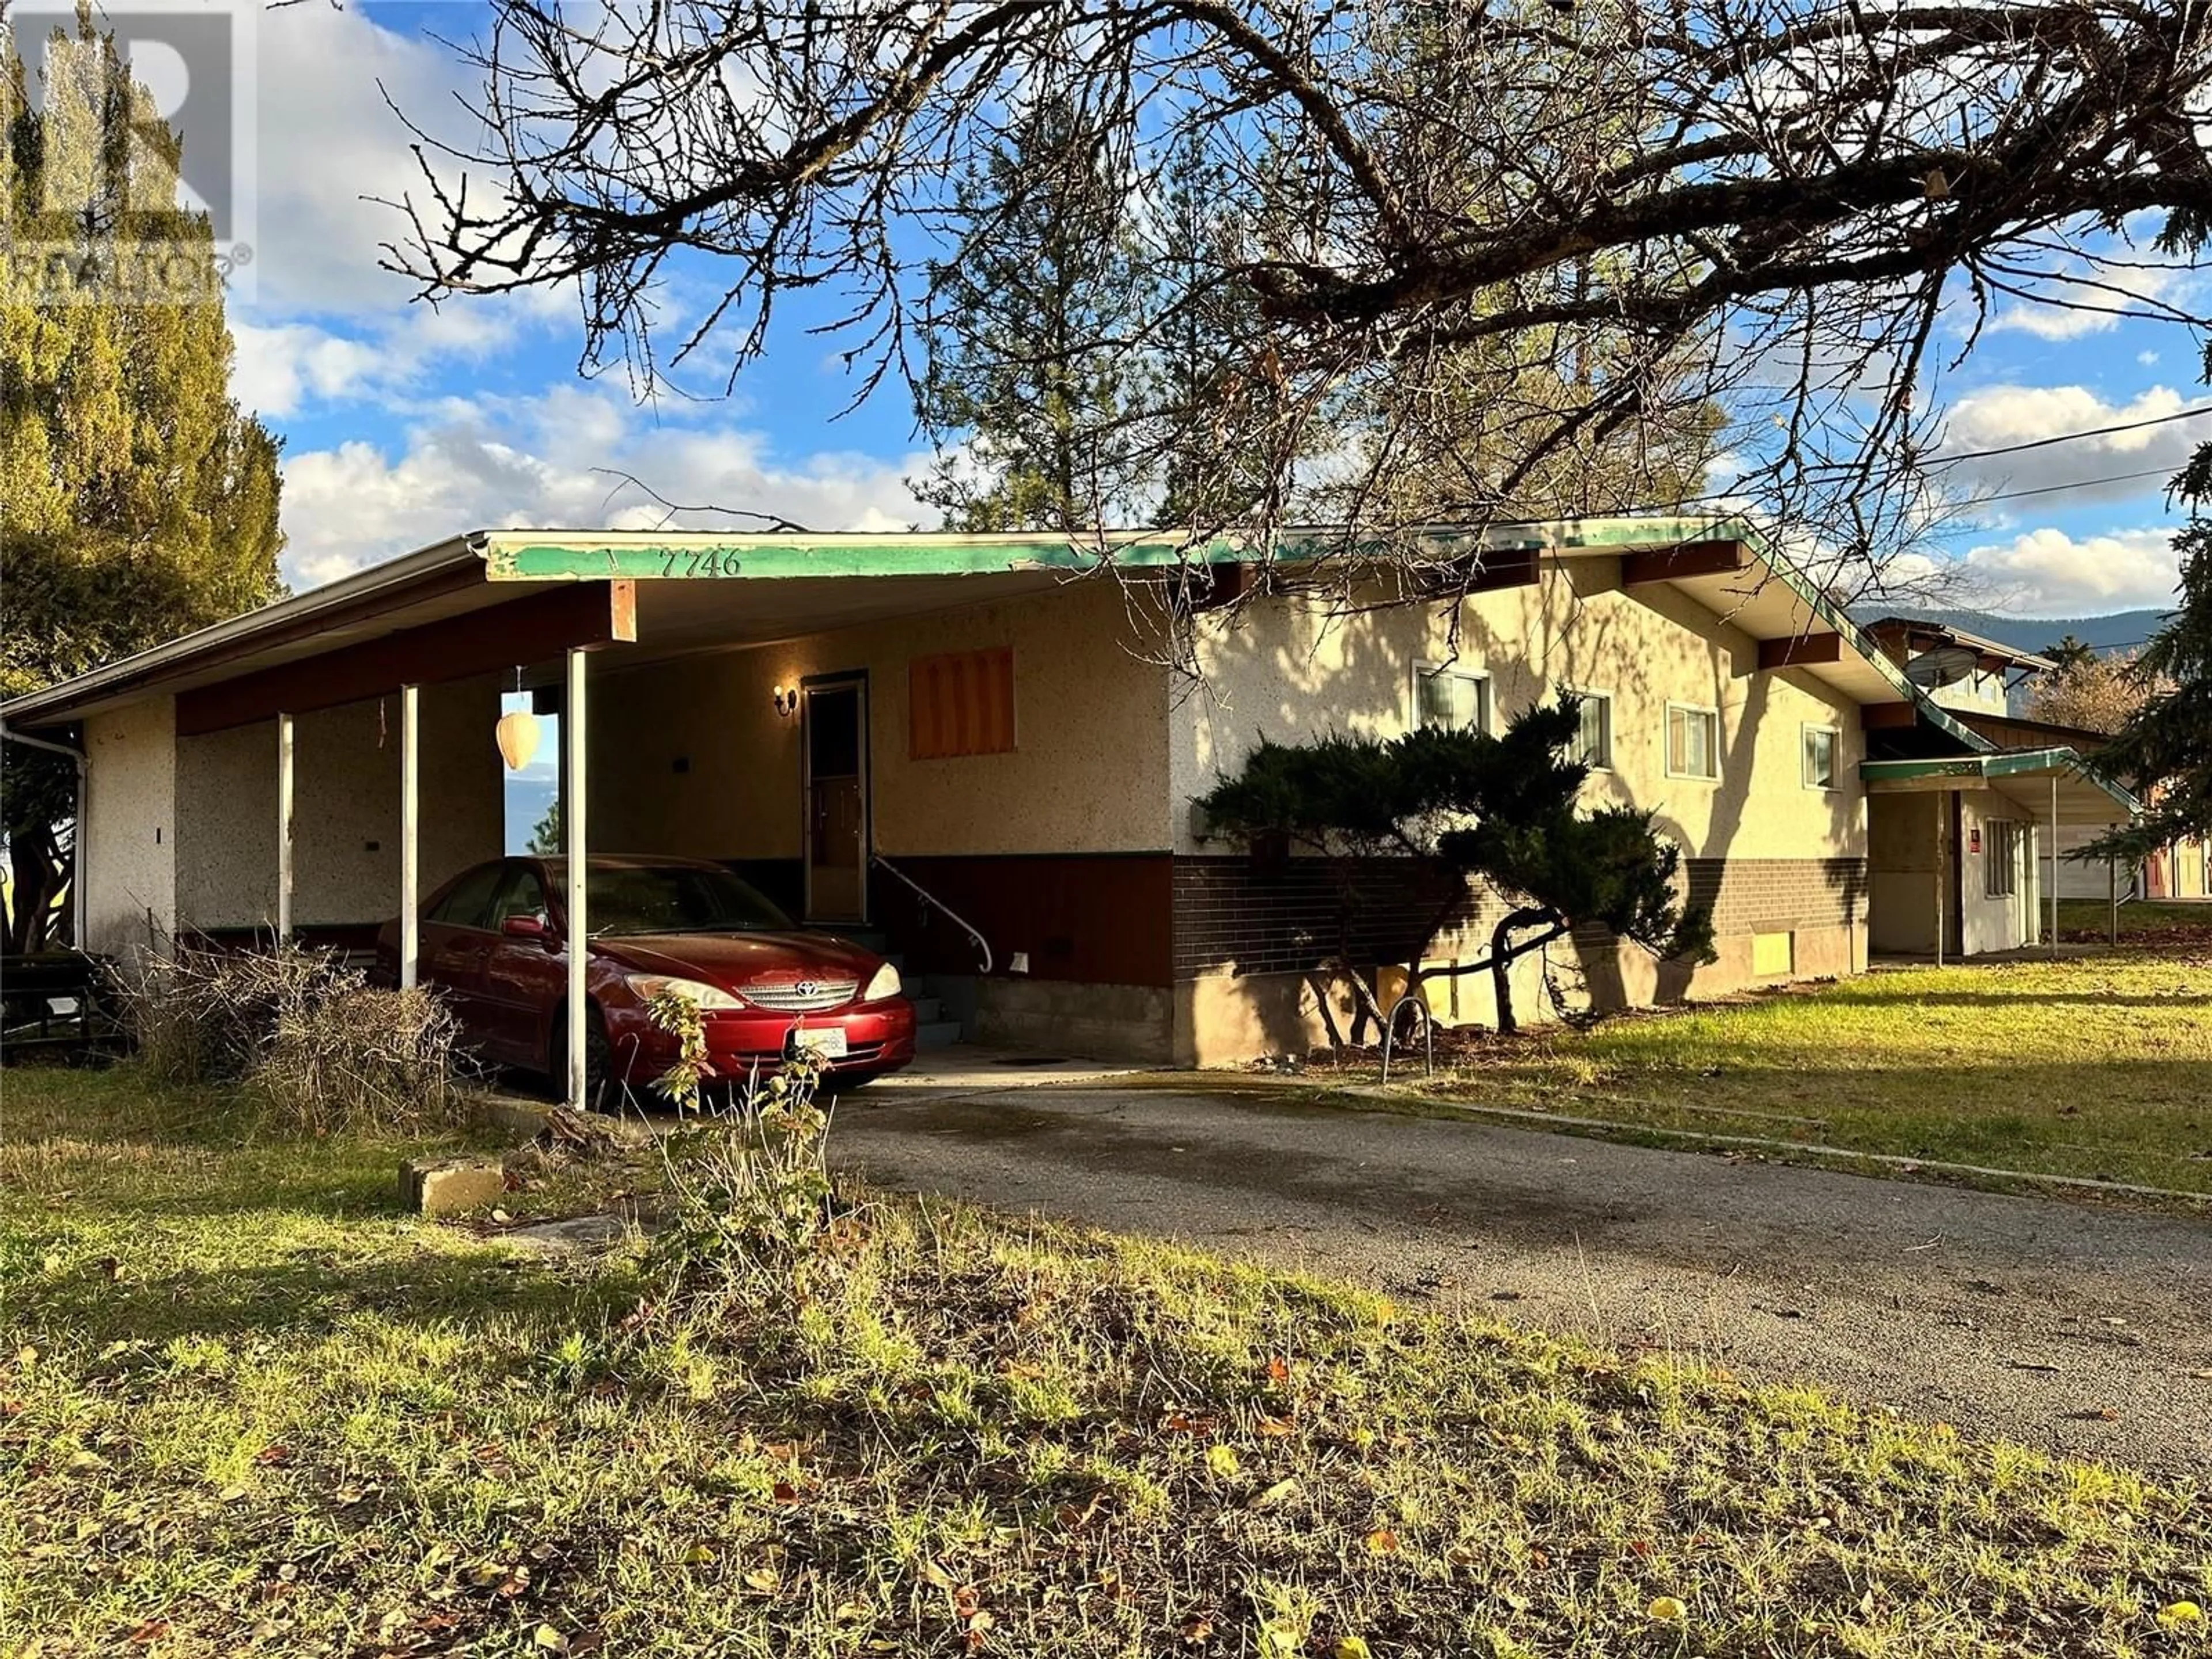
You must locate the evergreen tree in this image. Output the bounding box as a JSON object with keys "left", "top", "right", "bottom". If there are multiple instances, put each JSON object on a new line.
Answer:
{"left": 913, "top": 94, "right": 1145, "bottom": 532}
{"left": 2041, "top": 634, "right": 2098, "bottom": 673}
{"left": 1145, "top": 135, "right": 1275, "bottom": 532}
{"left": 2089, "top": 436, "right": 2212, "bottom": 859}
{"left": 0, "top": 13, "right": 285, "bottom": 950}
{"left": 1196, "top": 698, "right": 1715, "bottom": 1037}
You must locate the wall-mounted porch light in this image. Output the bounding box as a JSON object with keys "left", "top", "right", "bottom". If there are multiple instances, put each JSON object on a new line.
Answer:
{"left": 772, "top": 684, "right": 800, "bottom": 719}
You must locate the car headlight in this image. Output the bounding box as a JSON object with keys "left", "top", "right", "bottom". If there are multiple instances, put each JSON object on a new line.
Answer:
{"left": 862, "top": 962, "right": 902, "bottom": 1001}
{"left": 624, "top": 973, "right": 745, "bottom": 1010}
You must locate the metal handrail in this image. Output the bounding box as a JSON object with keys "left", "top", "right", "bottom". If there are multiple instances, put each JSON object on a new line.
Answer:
{"left": 870, "top": 853, "right": 994, "bottom": 974}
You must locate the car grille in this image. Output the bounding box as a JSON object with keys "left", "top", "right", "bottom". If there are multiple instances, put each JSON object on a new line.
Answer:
{"left": 741, "top": 979, "right": 858, "bottom": 1013}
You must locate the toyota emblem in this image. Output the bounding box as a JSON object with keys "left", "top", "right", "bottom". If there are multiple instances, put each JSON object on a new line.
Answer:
{"left": 793, "top": 979, "right": 820, "bottom": 997}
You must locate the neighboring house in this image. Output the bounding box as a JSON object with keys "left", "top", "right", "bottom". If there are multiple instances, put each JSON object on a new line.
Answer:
{"left": 1865, "top": 618, "right": 2206, "bottom": 907}
{"left": 1861, "top": 616, "right": 2055, "bottom": 718}
{"left": 0, "top": 520, "right": 2138, "bottom": 1083}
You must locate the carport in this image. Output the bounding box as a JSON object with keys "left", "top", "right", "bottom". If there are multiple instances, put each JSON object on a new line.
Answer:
{"left": 1862, "top": 749, "right": 2140, "bottom": 961}
{"left": 0, "top": 528, "right": 1241, "bottom": 1105}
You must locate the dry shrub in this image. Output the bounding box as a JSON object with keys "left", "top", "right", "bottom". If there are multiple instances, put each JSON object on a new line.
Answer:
{"left": 119, "top": 942, "right": 465, "bottom": 1134}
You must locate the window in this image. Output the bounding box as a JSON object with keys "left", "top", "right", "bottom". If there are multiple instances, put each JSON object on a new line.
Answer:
{"left": 431, "top": 862, "right": 508, "bottom": 930}
{"left": 1414, "top": 662, "right": 1491, "bottom": 734}
{"left": 1571, "top": 691, "right": 1613, "bottom": 770}
{"left": 1665, "top": 703, "right": 1719, "bottom": 781}
{"left": 910, "top": 647, "right": 1016, "bottom": 760}
{"left": 1984, "top": 819, "right": 2021, "bottom": 899}
{"left": 1802, "top": 725, "right": 1839, "bottom": 790}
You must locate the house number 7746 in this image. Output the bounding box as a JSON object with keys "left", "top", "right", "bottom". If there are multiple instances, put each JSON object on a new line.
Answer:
{"left": 658, "top": 547, "right": 745, "bottom": 578}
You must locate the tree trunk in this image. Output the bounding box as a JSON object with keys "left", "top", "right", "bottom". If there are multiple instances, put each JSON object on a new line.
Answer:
{"left": 1489, "top": 906, "right": 1562, "bottom": 1036}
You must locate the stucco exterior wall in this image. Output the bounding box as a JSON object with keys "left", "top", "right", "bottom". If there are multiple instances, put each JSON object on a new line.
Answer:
{"left": 82, "top": 696, "right": 178, "bottom": 957}
{"left": 1171, "top": 560, "right": 1868, "bottom": 862}
{"left": 588, "top": 581, "right": 1174, "bottom": 862}
{"left": 175, "top": 680, "right": 503, "bottom": 931}
{"left": 1163, "top": 562, "right": 1874, "bottom": 1061}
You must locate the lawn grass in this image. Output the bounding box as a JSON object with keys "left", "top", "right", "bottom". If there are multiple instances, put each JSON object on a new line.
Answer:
{"left": 1391, "top": 951, "right": 2212, "bottom": 1199}
{"left": 2059, "top": 900, "right": 2212, "bottom": 946}
{"left": 5, "top": 1065, "right": 2211, "bottom": 1656}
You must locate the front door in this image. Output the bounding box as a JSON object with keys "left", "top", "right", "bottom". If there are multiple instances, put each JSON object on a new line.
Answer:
{"left": 803, "top": 678, "right": 868, "bottom": 922}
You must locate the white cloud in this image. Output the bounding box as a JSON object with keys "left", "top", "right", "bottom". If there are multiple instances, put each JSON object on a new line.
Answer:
{"left": 1949, "top": 526, "right": 2182, "bottom": 615}
{"left": 1986, "top": 264, "right": 2186, "bottom": 341}
{"left": 278, "top": 385, "right": 931, "bottom": 588}
{"left": 2138, "top": 350, "right": 2161, "bottom": 366}
{"left": 248, "top": 6, "right": 490, "bottom": 319}
{"left": 1937, "top": 383, "right": 2204, "bottom": 505}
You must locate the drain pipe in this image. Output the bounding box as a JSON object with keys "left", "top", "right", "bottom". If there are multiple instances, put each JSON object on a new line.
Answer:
{"left": 0, "top": 722, "right": 89, "bottom": 950}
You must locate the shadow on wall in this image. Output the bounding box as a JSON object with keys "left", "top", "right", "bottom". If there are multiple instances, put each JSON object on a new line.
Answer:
{"left": 1180, "top": 559, "right": 1870, "bottom": 1023}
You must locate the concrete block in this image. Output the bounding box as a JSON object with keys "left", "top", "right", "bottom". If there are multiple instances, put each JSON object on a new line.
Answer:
{"left": 402, "top": 1156, "right": 507, "bottom": 1216}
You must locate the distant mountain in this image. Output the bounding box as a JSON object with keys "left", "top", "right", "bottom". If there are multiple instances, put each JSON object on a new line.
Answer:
{"left": 1846, "top": 605, "right": 2171, "bottom": 659}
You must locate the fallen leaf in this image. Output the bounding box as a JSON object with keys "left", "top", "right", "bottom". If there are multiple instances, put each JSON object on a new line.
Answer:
{"left": 2159, "top": 1602, "right": 2205, "bottom": 1630}
{"left": 744, "top": 1567, "right": 780, "bottom": 1593}
{"left": 1330, "top": 1639, "right": 1372, "bottom": 1659}
{"left": 1205, "top": 1445, "right": 1240, "bottom": 1479}
{"left": 1247, "top": 1477, "right": 1301, "bottom": 1512}
{"left": 1364, "top": 1528, "right": 1399, "bottom": 1555}
{"left": 1646, "top": 1596, "right": 1687, "bottom": 1622}
{"left": 771, "top": 1480, "right": 801, "bottom": 1505}
{"left": 127, "top": 1618, "right": 171, "bottom": 1644}
{"left": 1255, "top": 1415, "right": 1295, "bottom": 1437}
{"left": 1265, "top": 1355, "right": 1289, "bottom": 1382}
{"left": 533, "top": 1623, "right": 569, "bottom": 1651}
{"left": 1180, "top": 1613, "right": 1216, "bottom": 1645}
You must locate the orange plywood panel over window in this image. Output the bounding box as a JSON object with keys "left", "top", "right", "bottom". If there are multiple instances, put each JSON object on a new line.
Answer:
{"left": 910, "top": 647, "right": 1016, "bottom": 760}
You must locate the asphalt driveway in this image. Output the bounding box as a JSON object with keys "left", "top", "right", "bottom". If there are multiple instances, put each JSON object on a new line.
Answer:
{"left": 833, "top": 1083, "right": 2212, "bottom": 1477}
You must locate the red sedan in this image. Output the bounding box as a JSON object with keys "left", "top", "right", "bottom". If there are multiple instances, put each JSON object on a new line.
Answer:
{"left": 376, "top": 854, "right": 915, "bottom": 1103}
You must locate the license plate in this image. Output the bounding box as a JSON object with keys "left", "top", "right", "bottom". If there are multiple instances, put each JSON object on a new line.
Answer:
{"left": 793, "top": 1028, "right": 847, "bottom": 1059}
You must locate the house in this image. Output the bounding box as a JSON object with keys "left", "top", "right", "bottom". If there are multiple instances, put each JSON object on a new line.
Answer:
{"left": 0, "top": 518, "right": 2138, "bottom": 1098}
{"left": 1865, "top": 616, "right": 2205, "bottom": 907}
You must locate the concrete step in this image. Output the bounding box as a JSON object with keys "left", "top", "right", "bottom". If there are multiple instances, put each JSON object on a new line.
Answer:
{"left": 915, "top": 1019, "right": 965, "bottom": 1050}
{"left": 906, "top": 995, "right": 944, "bottom": 1025}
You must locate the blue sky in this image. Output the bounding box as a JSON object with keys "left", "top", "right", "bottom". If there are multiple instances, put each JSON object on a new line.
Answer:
{"left": 208, "top": 2, "right": 2207, "bottom": 619}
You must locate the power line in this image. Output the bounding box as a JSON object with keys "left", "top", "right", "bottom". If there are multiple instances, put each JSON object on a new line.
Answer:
{"left": 1971, "top": 465, "right": 2179, "bottom": 505}
{"left": 1933, "top": 402, "right": 2212, "bottom": 465}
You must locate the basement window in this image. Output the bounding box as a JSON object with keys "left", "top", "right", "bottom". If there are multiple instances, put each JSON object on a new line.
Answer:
{"left": 1752, "top": 930, "right": 1796, "bottom": 978}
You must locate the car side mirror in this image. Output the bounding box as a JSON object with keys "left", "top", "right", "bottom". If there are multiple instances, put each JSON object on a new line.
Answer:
{"left": 500, "top": 913, "right": 548, "bottom": 941}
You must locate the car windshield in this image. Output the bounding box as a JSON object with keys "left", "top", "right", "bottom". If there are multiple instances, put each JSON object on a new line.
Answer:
{"left": 584, "top": 865, "right": 793, "bottom": 936}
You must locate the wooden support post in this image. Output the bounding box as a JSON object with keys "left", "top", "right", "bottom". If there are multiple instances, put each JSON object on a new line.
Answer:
{"left": 399, "top": 684, "right": 420, "bottom": 989}
{"left": 275, "top": 711, "right": 294, "bottom": 943}
{"left": 563, "top": 647, "right": 589, "bottom": 1112}
{"left": 1933, "top": 790, "right": 1945, "bottom": 968}
{"left": 2050, "top": 774, "right": 2061, "bottom": 961}
{"left": 2109, "top": 856, "right": 2119, "bottom": 947}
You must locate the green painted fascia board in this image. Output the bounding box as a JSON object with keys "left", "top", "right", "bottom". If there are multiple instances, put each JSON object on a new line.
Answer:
{"left": 1861, "top": 749, "right": 2142, "bottom": 812}
{"left": 473, "top": 514, "right": 1990, "bottom": 747}
{"left": 475, "top": 526, "right": 1534, "bottom": 583}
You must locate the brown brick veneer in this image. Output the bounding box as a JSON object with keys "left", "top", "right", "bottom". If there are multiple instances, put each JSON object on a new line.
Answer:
{"left": 1173, "top": 854, "right": 1869, "bottom": 978}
